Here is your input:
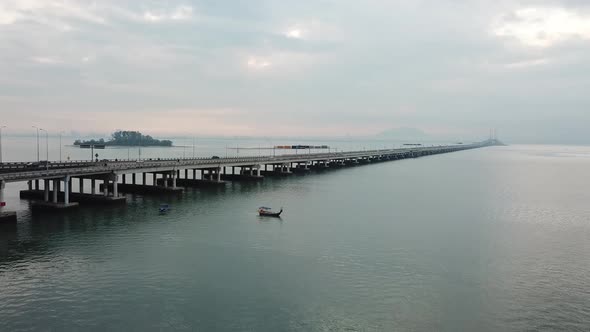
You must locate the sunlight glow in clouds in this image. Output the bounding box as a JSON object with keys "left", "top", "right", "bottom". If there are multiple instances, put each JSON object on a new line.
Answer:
{"left": 286, "top": 28, "right": 303, "bottom": 39}
{"left": 493, "top": 7, "right": 590, "bottom": 47}
{"left": 247, "top": 57, "right": 271, "bottom": 69}
{"left": 143, "top": 5, "right": 193, "bottom": 22}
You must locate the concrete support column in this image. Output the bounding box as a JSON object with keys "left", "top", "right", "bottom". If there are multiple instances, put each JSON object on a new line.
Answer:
{"left": 44, "top": 179, "right": 49, "bottom": 201}
{"left": 0, "top": 180, "right": 5, "bottom": 211}
{"left": 113, "top": 176, "right": 118, "bottom": 197}
{"left": 142, "top": 173, "right": 146, "bottom": 185}
{"left": 132, "top": 173, "right": 136, "bottom": 184}
{"left": 193, "top": 169, "right": 196, "bottom": 179}
{"left": 91, "top": 179, "right": 96, "bottom": 195}
{"left": 232, "top": 166, "right": 236, "bottom": 174}
{"left": 153, "top": 173, "right": 157, "bottom": 186}
{"left": 53, "top": 179, "right": 59, "bottom": 203}
{"left": 79, "top": 178, "right": 83, "bottom": 194}
{"left": 201, "top": 169, "right": 204, "bottom": 180}
{"left": 177, "top": 170, "right": 180, "bottom": 178}
{"left": 172, "top": 171, "right": 177, "bottom": 188}
{"left": 28, "top": 180, "right": 32, "bottom": 191}
{"left": 63, "top": 176, "right": 70, "bottom": 204}
{"left": 185, "top": 169, "right": 188, "bottom": 179}
{"left": 256, "top": 168, "right": 261, "bottom": 177}
{"left": 216, "top": 168, "right": 221, "bottom": 182}
{"left": 103, "top": 180, "right": 108, "bottom": 197}
{"left": 122, "top": 174, "right": 126, "bottom": 184}
{"left": 163, "top": 174, "right": 168, "bottom": 188}
{"left": 35, "top": 179, "right": 39, "bottom": 190}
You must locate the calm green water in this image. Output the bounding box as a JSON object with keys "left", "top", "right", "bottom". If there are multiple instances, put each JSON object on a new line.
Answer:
{"left": 1, "top": 145, "right": 590, "bottom": 331}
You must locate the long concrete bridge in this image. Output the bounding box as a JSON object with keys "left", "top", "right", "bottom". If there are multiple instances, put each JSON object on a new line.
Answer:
{"left": 0, "top": 140, "right": 501, "bottom": 222}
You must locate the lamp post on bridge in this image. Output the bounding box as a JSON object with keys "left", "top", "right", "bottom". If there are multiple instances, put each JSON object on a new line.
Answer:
{"left": 39, "top": 129, "right": 48, "bottom": 167}
{"left": 58, "top": 131, "right": 65, "bottom": 162}
{"left": 0, "top": 125, "right": 6, "bottom": 163}
{"left": 32, "top": 126, "right": 40, "bottom": 162}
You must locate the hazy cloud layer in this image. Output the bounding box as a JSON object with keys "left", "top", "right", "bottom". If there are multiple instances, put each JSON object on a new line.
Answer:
{"left": 1, "top": 0, "right": 589, "bottom": 143}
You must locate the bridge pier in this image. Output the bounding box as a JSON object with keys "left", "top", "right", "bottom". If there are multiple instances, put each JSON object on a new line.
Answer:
{"left": 220, "top": 165, "right": 263, "bottom": 182}
{"left": 43, "top": 180, "right": 49, "bottom": 201}
{"left": 26, "top": 176, "right": 79, "bottom": 211}
{"left": 0, "top": 180, "right": 16, "bottom": 223}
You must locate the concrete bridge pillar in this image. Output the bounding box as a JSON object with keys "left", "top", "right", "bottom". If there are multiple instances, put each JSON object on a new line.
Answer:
{"left": 44, "top": 179, "right": 49, "bottom": 201}
{"left": 216, "top": 168, "right": 221, "bottom": 182}
{"left": 193, "top": 169, "right": 197, "bottom": 179}
{"left": 142, "top": 173, "right": 146, "bottom": 185}
{"left": 35, "top": 180, "right": 39, "bottom": 190}
{"left": 63, "top": 176, "right": 70, "bottom": 204}
{"left": 53, "top": 179, "right": 59, "bottom": 203}
{"left": 28, "top": 180, "right": 32, "bottom": 191}
{"left": 185, "top": 169, "right": 189, "bottom": 179}
{"left": 91, "top": 179, "right": 96, "bottom": 195}
{"left": 0, "top": 180, "right": 5, "bottom": 211}
{"left": 172, "top": 171, "right": 177, "bottom": 188}
{"left": 163, "top": 173, "right": 168, "bottom": 188}
{"left": 103, "top": 179, "right": 108, "bottom": 197}
{"left": 79, "top": 178, "right": 83, "bottom": 194}
{"left": 122, "top": 174, "right": 126, "bottom": 184}
{"left": 132, "top": 173, "right": 136, "bottom": 185}
{"left": 153, "top": 173, "right": 157, "bottom": 186}
{"left": 113, "top": 176, "right": 119, "bottom": 197}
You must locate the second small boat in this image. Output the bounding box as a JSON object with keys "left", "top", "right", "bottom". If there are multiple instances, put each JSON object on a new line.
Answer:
{"left": 258, "top": 206, "right": 283, "bottom": 217}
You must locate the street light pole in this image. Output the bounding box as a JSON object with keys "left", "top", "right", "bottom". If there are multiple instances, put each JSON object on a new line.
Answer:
{"left": 59, "top": 131, "right": 64, "bottom": 162}
{"left": 0, "top": 125, "right": 6, "bottom": 163}
{"left": 139, "top": 134, "right": 142, "bottom": 160}
{"left": 32, "top": 126, "right": 40, "bottom": 162}
{"left": 39, "top": 128, "right": 48, "bottom": 162}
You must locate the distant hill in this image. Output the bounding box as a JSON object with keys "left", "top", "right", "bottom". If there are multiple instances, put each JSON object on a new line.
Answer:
{"left": 376, "top": 127, "right": 431, "bottom": 140}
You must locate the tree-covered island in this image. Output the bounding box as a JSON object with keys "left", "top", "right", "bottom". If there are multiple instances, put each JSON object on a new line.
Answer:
{"left": 74, "top": 131, "right": 173, "bottom": 147}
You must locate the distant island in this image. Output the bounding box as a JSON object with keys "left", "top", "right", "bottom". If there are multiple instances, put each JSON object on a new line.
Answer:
{"left": 74, "top": 130, "right": 173, "bottom": 147}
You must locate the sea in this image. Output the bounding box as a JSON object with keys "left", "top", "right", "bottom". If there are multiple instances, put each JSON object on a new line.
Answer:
{"left": 1, "top": 136, "right": 589, "bottom": 331}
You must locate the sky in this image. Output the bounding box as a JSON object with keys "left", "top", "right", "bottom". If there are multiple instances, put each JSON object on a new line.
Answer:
{"left": 1, "top": 0, "right": 589, "bottom": 143}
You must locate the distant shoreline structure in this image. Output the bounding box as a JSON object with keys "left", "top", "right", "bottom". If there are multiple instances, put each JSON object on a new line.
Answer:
{"left": 74, "top": 130, "right": 173, "bottom": 148}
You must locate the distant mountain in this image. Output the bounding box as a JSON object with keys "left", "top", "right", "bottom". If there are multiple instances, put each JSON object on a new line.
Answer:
{"left": 376, "top": 127, "right": 431, "bottom": 140}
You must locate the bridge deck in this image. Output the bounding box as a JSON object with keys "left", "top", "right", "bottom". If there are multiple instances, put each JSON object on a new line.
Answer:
{"left": 0, "top": 143, "right": 492, "bottom": 183}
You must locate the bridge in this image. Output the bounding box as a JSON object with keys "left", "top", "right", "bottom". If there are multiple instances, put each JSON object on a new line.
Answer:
{"left": 0, "top": 140, "right": 501, "bottom": 222}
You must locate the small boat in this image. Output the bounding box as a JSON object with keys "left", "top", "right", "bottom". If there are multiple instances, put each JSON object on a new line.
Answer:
{"left": 258, "top": 206, "right": 283, "bottom": 217}
{"left": 159, "top": 204, "right": 171, "bottom": 213}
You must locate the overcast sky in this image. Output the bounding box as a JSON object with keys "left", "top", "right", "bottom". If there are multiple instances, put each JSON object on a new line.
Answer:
{"left": 1, "top": 0, "right": 589, "bottom": 143}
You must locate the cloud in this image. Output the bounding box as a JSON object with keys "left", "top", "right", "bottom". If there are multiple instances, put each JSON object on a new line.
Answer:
{"left": 142, "top": 5, "right": 194, "bottom": 23}
{"left": 492, "top": 6, "right": 590, "bottom": 47}
{"left": 280, "top": 19, "right": 341, "bottom": 41}
{"left": 1, "top": 0, "right": 590, "bottom": 143}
